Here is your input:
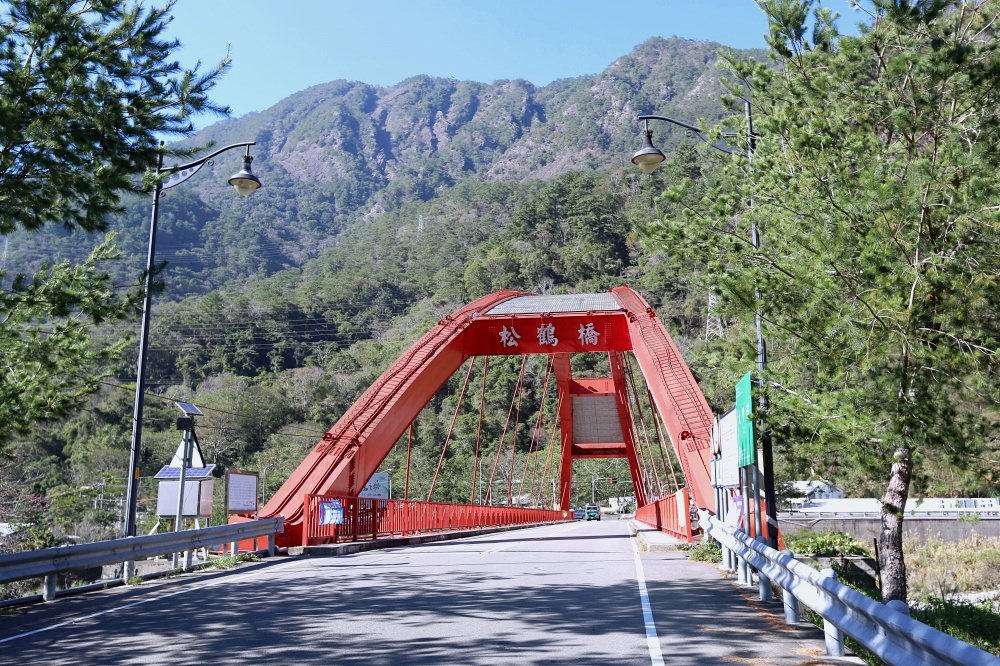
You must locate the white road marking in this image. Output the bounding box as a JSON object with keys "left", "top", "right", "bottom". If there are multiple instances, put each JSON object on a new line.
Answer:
{"left": 631, "top": 535, "right": 665, "bottom": 666}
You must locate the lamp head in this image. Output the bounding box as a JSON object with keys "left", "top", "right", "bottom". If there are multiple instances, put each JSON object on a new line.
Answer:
{"left": 228, "top": 152, "right": 262, "bottom": 197}
{"left": 631, "top": 127, "right": 665, "bottom": 174}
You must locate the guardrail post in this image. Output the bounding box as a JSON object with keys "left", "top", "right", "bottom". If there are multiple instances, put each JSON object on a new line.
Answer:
{"left": 267, "top": 532, "right": 276, "bottom": 557}
{"left": 776, "top": 550, "right": 799, "bottom": 624}
{"left": 230, "top": 540, "right": 237, "bottom": 556}
{"left": 739, "top": 553, "right": 752, "bottom": 586}
{"left": 758, "top": 565, "right": 773, "bottom": 602}
{"left": 43, "top": 574, "right": 57, "bottom": 601}
{"left": 820, "top": 568, "right": 845, "bottom": 657}
{"left": 755, "top": 537, "right": 773, "bottom": 602}
{"left": 782, "top": 584, "right": 800, "bottom": 624}
{"left": 122, "top": 559, "right": 136, "bottom": 584}
{"left": 182, "top": 549, "right": 193, "bottom": 572}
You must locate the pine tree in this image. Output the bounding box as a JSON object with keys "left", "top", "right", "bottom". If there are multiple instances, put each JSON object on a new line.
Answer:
{"left": 652, "top": 0, "right": 1000, "bottom": 602}
{"left": 0, "top": 0, "right": 229, "bottom": 439}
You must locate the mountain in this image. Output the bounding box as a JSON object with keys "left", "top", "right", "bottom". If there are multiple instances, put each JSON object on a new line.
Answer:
{"left": 3, "top": 37, "right": 760, "bottom": 299}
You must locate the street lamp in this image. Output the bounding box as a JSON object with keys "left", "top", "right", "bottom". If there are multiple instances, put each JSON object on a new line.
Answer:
{"left": 123, "top": 141, "right": 262, "bottom": 540}
{"left": 631, "top": 101, "right": 779, "bottom": 549}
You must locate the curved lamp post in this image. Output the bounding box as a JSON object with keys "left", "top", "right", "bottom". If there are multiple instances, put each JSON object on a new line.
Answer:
{"left": 631, "top": 102, "right": 779, "bottom": 549}
{"left": 123, "top": 141, "right": 262, "bottom": 541}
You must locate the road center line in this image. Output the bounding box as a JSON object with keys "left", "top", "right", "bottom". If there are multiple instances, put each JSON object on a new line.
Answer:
{"left": 631, "top": 534, "right": 665, "bottom": 666}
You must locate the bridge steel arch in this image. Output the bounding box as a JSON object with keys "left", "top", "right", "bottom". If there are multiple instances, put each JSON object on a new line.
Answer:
{"left": 260, "top": 286, "right": 714, "bottom": 547}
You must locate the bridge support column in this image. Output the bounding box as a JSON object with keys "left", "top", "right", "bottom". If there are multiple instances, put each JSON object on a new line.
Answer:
{"left": 554, "top": 354, "right": 574, "bottom": 511}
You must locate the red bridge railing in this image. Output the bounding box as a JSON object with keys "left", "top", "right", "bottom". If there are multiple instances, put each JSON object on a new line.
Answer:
{"left": 634, "top": 487, "right": 695, "bottom": 542}
{"left": 302, "top": 496, "right": 571, "bottom": 546}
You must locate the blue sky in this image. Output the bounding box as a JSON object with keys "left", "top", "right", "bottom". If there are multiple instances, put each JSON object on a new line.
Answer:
{"left": 166, "top": 0, "right": 867, "bottom": 126}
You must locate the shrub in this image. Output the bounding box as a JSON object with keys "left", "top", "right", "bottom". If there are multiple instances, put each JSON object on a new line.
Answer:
{"left": 783, "top": 531, "right": 870, "bottom": 556}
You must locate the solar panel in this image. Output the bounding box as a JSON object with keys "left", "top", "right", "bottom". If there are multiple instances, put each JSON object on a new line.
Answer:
{"left": 174, "top": 401, "right": 204, "bottom": 417}
{"left": 153, "top": 464, "right": 216, "bottom": 480}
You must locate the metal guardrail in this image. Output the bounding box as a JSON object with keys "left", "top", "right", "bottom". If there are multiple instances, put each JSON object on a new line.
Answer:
{"left": 0, "top": 518, "right": 283, "bottom": 602}
{"left": 782, "top": 511, "right": 1000, "bottom": 519}
{"left": 634, "top": 488, "right": 694, "bottom": 542}
{"left": 701, "top": 510, "right": 1000, "bottom": 666}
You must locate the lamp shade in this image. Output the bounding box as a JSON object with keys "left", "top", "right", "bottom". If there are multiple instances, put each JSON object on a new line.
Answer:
{"left": 631, "top": 130, "right": 665, "bottom": 174}
{"left": 228, "top": 155, "right": 262, "bottom": 197}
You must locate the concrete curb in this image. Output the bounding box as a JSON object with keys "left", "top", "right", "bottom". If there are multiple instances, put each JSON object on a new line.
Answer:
{"left": 628, "top": 520, "right": 683, "bottom": 552}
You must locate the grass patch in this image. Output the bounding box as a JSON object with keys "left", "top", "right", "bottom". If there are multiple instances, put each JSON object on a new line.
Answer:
{"left": 678, "top": 539, "right": 722, "bottom": 562}
{"left": 911, "top": 597, "right": 1000, "bottom": 656}
{"left": 788, "top": 532, "right": 1000, "bottom": 662}
{"left": 209, "top": 553, "right": 260, "bottom": 570}
{"left": 906, "top": 534, "right": 1000, "bottom": 599}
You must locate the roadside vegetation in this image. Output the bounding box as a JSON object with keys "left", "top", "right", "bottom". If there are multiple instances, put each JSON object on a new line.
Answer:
{"left": 772, "top": 531, "right": 1000, "bottom": 661}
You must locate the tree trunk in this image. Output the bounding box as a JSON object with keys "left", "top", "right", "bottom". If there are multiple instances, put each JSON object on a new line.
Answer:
{"left": 879, "top": 446, "right": 913, "bottom": 603}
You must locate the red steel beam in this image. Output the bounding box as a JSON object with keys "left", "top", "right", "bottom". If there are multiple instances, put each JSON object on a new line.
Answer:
{"left": 609, "top": 351, "right": 648, "bottom": 507}
{"left": 260, "top": 290, "right": 525, "bottom": 546}
{"left": 611, "top": 286, "right": 715, "bottom": 510}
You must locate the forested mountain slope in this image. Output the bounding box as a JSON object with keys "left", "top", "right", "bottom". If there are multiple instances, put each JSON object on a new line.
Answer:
{"left": 4, "top": 37, "right": 747, "bottom": 299}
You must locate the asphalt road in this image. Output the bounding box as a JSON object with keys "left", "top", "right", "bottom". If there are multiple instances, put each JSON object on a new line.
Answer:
{"left": 0, "top": 520, "right": 841, "bottom": 665}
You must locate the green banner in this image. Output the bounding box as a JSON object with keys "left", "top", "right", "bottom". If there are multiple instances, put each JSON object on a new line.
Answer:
{"left": 736, "top": 371, "right": 755, "bottom": 467}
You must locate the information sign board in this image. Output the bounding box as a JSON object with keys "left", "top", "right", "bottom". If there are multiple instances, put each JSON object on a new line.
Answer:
{"left": 227, "top": 471, "right": 259, "bottom": 514}
{"left": 319, "top": 499, "right": 344, "bottom": 525}
{"left": 359, "top": 472, "right": 389, "bottom": 499}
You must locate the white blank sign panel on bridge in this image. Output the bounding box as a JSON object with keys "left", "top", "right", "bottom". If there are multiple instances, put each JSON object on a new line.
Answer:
{"left": 156, "top": 479, "right": 214, "bottom": 517}
{"left": 717, "top": 409, "right": 740, "bottom": 487}
{"left": 359, "top": 472, "right": 389, "bottom": 499}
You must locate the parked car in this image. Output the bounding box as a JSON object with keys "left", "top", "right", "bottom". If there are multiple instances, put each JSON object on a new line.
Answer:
{"left": 585, "top": 503, "right": 601, "bottom": 521}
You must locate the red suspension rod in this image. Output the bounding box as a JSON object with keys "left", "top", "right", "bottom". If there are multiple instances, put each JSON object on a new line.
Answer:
{"left": 487, "top": 355, "right": 527, "bottom": 504}
{"left": 624, "top": 353, "right": 664, "bottom": 498}
{"left": 518, "top": 355, "right": 552, "bottom": 504}
{"left": 427, "top": 358, "right": 476, "bottom": 501}
{"left": 470, "top": 357, "right": 489, "bottom": 504}
{"left": 404, "top": 423, "right": 413, "bottom": 501}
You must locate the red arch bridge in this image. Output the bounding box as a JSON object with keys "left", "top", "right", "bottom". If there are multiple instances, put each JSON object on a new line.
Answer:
{"left": 249, "top": 286, "right": 726, "bottom": 547}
